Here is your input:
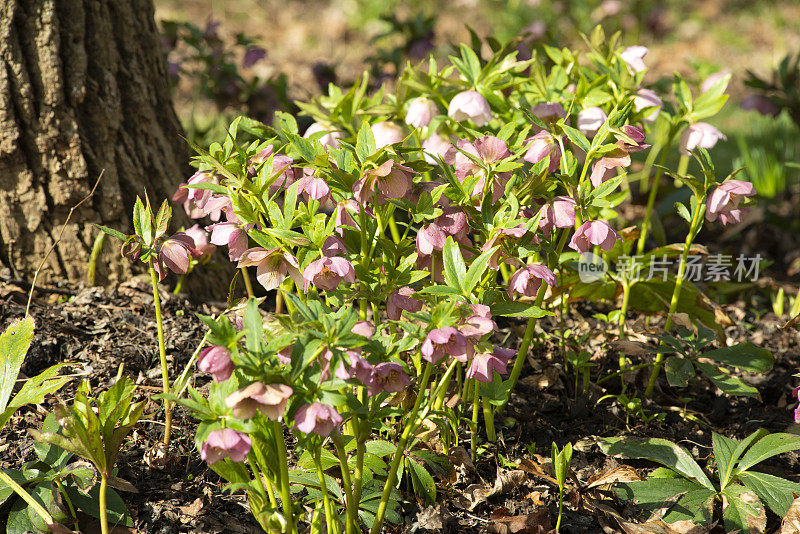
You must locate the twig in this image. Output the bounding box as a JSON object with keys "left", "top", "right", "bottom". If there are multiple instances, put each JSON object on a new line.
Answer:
{"left": 26, "top": 171, "right": 104, "bottom": 316}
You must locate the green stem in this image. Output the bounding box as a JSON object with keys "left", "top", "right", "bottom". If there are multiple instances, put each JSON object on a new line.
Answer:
{"left": 99, "top": 474, "right": 109, "bottom": 534}
{"left": 86, "top": 231, "right": 105, "bottom": 286}
{"left": 273, "top": 420, "right": 298, "bottom": 534}
{"left": 644, "top": 197, "right": 706, "bottom": 397}
{"left": 556, "top": 487, "right": 564, "bottom": 532}
{"left": 241, "top": 267, "right": 255, "bottom": 299}
{"left": 148, "top": 263, "right": 172, "bottom": 446}
{"left": 54, "top": 477, "right": 79, "bottom": 530}
{"left": 470, "top": 379, "right": 480, "bottom": 461}
{"left": 332, "top": 434, "right": 357, "bottom": 534}
{"left": 482, "top": 397, "right": 496, "bottom": 443}
{"left": 0, "top": 470, "right": 54, "bottom": 526}
{"left": 313, "top": 447, "right": 336, "bottom": 534}
{"left": 370, "top": 363, "right": 434, "bottom": 534}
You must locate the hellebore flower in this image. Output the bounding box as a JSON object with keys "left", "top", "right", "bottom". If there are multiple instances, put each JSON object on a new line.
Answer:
{"left": 197, "top": 345, "right": 234, "bottom": 382}
{"left": 422, "top": 132, "right": 454, "bottom": 164}
{"left": 532, "top": 102, "right": 567, "bottom": 125}
{"left": 155, "top": 232, "right": 197, "bottom": 280}
{"left": 352, "top": 320, "right": 376, "bottom": 338}
{"left": 524, "top": 131, "right": 561, "bottom": 173}
{"left": 459, "top": 314, "right": 497, "bottom": 340}
{"left": 335, "top": 350, "right": 375, "bottom": 386}
{"left": 466, "top": 347, "right": 515, "bottom": 383}
{"left": 200, "top": 429, "right": 251, "bottom": 465}
{"left": 334, "top": 199, "right": 374, "bottom": 236}
{"left": 741, "top": 95, "right": 779, "bottom": 117}
{"left": 679, "top": 123, "right": 726, "bottom": 156}
{"left": 242, "top": 46, "right": 266, "bottom": 69}
{"left": 793, "top": 386, "right": 800, "bottom": 424}
{"left": 634, "top": 89, "right": 662, "bottom": 123}
{"left": 369, "top": 362, "right": 411, "bottom": 395}
{"left": 184, "top": 224, "right": 216, "bottom": 259}
{"left": 296, "top": 169, "right": 331, "bottom": 202}
{"left": 225, "top": 382, "right": 293, "bottom": 420}
{"left": 208, "top": 221, "right": 250, "bottom": 262}
{"left": 302, "top": 256, "right": 356, "bottom": 292}
{"left": 705, "top": 179, "right": 756, "bottom": 225}
{"left": 569, "top": 220, "right": 620, "bottom": 253}
{"left": 353, "top": 159, "right": 417, "bottom": 205}
{"left": 481, "top": 226, "right": 528, "bottom": 269}
{"left": 322, "top": 235, "right": 347, "bottom": 257}
{"left": 293, "top": 403, "right": 343, "bottom": 437}
{"left": 444, "top": 136, "right": 512, "bottom": 202}
{"left": 620, "top": 45, "right": 649, "bottom": 74}
{"left": 448, "top": 90, "right": 492, "bottom": 126}
{"left": 238, "top": 247, "right": 301, "bottom": 291}
{"left": 371, "top": 121, "right": 405, "bottom": 149}
{"left": 421, "top": 327, "right": 468, "bottom": 364}
{"left": 405, "top": 97, "right": 439, "bottom": 128}
{"left": 507, "top": 264, "right": 557, "bottom": 299}
{"left": 589, "top": 148, "right": 631, "bottom": 187}
{"left": 617, "top": 125, "right": 649, "bottom": 152}
{"left": 172, "top": 183, "right": 205, "bottom": 219}
{"left": 304, "top": 122, "right": 344, "bottom": 149}
{"left": 538, "top": 196, "right": 576, "bottom": 237}
{"left": 387, "top": 286, "right": 424, "bottom": 320}
{"left": 577, "top": 107, "right": 607, "bottom": 138}
{"left": 185, "top": 171, "right": 216, "bottom": 210}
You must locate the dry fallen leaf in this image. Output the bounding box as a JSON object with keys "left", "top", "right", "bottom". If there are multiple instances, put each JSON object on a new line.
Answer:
{"left": 586, "top": 464, "right": 642, "bottom": 489}
{"left": 612, "top": 340, "right": 655, "bottom": 356}
{"left": 780, "top": 495, "right": 800, "bottom": 534}
{"left": 456, "top": 469, "right": 528, "bottom": 511}
{"left": 517, "top": 458, "right": 557, "bottom": 484}
{"left": 488, "top": 506, "right": 551, "bottom": 534}
{"left": 520, "top": 366, "right": 561, "bottom": 389}
{"left": 414, "top": 504, "right": 446, "bottom": 531}
{"left": 179, "top": 497, "right": 205, "bottom": 523}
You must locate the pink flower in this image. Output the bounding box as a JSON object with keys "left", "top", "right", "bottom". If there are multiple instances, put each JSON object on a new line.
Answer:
{"left": 155, "top": 232, "right": 197, "bottom": 280}
{"left": 444, "top": 136, "right": 512, "bottom": 202}
{"left": 296, "top": 169, "right": 331, "bottom": 202}
{"left": 335, "top": 350, "right": 375, "bottom": 386}
{"left": 459, "top": 314, "right": 497, "bottom": 339}
{"left": 369, "top": 362, "right": 411, "bottom": 395}
{"left": 421, "top": 327, "right": 467, "bottom": 364}
{"left": 238, "top": 247, "right": 301, "bottom": 291}
{"left": 590, "top": 148, "right": 631, "bottom": 187}
{"left": 293, "top": 403, "right": 343, "bottom": 437}
{"left": 242, "top": 46, "right": 266, "bottom": 69}
{"left": 352, "top": 320, "right": 375, "bottom": 338}
{"left": 197, "top": 345, "right": 234, "bottom": 382}
{"left": 266, "top": 155, "right": 300, "bottom": 194}
{"left": 617, "top": 125, "right": 649, "bottom": 152}
{"left": 634, "top": 89, "right": 662, "bottom": 123}
{"left": 185, "top": 171, "right": 216, "bottom": 210}
{"left": 507, "top": 264, "right": 556, "bottom": 299}
{"left": 466, "top": 347, "right": 515, "bottom": 383}
{"left": 387, "top": 287, "right": 424, "bottom": 320}
{"left": 481, "top": 226, "right": 528, "bottom": 269}
{"left": 184, "top": 224, "right": 216, "bottom": 259}
{"left": 225, "top": 382, "right": 293, "bottom": 420}
{"left": 448, "top": 90, "right": 492, "bottom": 126}
{"left": 792, "top": 386, "right": 800, "bottom": 424}
{"left": 422, "top": 133, "right": 453, "bottom": 164}
{"left": 302, "top": 256, "right": 356, "bottom": 291}
{"left": 208, "top": 222, "right": 250, "bottom": 261}
{"left": 334, "top": 200, "right": 374, "bottom": 236}
{"left": 371, "top": 122, "right": 405, "bottom": 149}
{"left": 524, "top": 131, "right": 561, "bottom": 173}
{"left": 201, "top": 429, "right": 251, "bottom": 465}
{"left": 405, "top": 97, "right": 439, "bottom": 128}
{"left": 538, "top": 196, "right": 576, "bottom": 237}
{"left": 577, "top": 107, "right": 607, "bottom": 138}
{"left": 568, "top": 220, "right": 620, "bottom": 253}
{"left": 354, "top": 160, "right": 417, "bottom": 205}
{"left": 532, "top": 102, "right": 567, "bottom": 125}
{"left": 172, "top": 183, "right": 205, "bottom": 219}
{"left": 741, "top": 95, "right": 779, "bottom": 117}
{"left": 620, "top": 45, "right": 648, "bottom": 74}
{"left": 679, "top": 123, "right": 726, "bottom": 156}
{"left": 322, "top": 235, "right": 347, "bottom": 257}
{"left": 705, "top": 179, "right": 756, "bottom": 225}
{"left": 304, "top": 123, "right": 344, "bottom": 149}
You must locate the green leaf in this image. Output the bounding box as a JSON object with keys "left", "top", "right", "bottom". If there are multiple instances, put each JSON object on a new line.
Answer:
{"left": 490, "top": 301, "right": 553, "bottom": 318}
{"left": 722, "top": 485, "right": 765, "bottom": 534}
{"left": 2, "top": 363, "right": 72, "bottom": 429}
{"left": 356, "top": 122, "right": 377, "bottom": 162}
{"left": 665, "top": 356, "right": 695, "bottom": 387}
{"left": 600, "top": 437, "right": 715, "bottom": 490}
{"left": 734, "top": 433, "right": 800, "bottom": 474}
{"left": 0, "top": 316, "right": 34, "bottom": 414}
{"left": 694, "top": 361, "right": 759, "bottom": 397}
{"left": 737, "top": 471, "right": 800, "bottom": 516}
{"left": 406, "top": 456, "right": 436, "bottom": 504}
{"left": 244, "top": 298, "right": 264, "bottom": 353}
{"left": 614, "top": 477, "right": 704, "bottom": 515}
{"left": 561, "top": 124, "right": 591, "bottom": 154}
{"left": 442, "top": 236, "right": 466, "bottom": 294}
{"left": 132, "top": 197, "right": 147, "bottom": 243}
{"left": 675, "top": 202, "right": 692, "bottom": 223}
{"left": 712, "top": 432, "right": 738, "bottom": 488}
{"left": 94, "top": 225, "right": 127, "bottom": 242}
{"left": 463, "top": 246, "right": 498, "bottom": 295}
{"left": 662, "top": 487, "right": 717, "bottom": 525}
{"left": 702, "top": 343, "right": 773, "bottom": 373}
{"left": 154, "top": 200, "right": 171, "bottom": 239}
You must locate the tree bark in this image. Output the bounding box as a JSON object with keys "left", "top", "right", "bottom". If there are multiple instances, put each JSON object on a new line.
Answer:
{"left": 0, "top": 0, "right": 188, "bottom": 285}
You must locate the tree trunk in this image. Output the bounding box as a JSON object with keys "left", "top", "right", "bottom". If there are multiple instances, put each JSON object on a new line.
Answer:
{"left": 0, "top": 0, "right": 188, "bottom": 286}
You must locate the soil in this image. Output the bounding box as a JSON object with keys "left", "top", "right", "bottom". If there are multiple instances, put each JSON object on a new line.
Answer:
{"left": 1, "top": 253, "right": 798, "bottom": 533}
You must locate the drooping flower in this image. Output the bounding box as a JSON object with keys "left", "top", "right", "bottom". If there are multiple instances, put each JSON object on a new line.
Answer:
{"left": 568, "top": 220, "right": 620, "bottom": 253}
{"left": 335, "top": 350, "right": 375, "bottom": 386}
{"left": 369, "top": 362, "right": 411, "bottom": 395}
{"left": 481, "top": 225, "right": 528, "bottom": 269}
{"left": 197, "top": 345, "right": 234, "bottom": 382}
{"left": 466, "top": 347, "right": 515, "bottom": 383}
{"left": 242, "top": 46, "right": 267, "bottom": 69}
{"left": 577, "top": 107, "right": 607, "bottom": 138}
{"left": 620, "top": 45, "right": 649, "bottom": 74}
{"left": 387, "top": 287, "right": 424, "bottom": 320}
{"left": 507, "top": 264, "right": 557, "bottom": 299}
{"left": 184, "top": 224, "right": 216, "bottom": 259}
{"left": 238, "top": 247, "right": 301, "bottom": 291}
{"left": 353, "top": 159, "right": 417, "bottom": 205}
{"left": 634, "top": 89, "right": 662, "bottom": 123}
{"left": 155, "top": 232, "right": 197, "bottom": 280}
{"left": 538, "top": 196, "right": 576, "bottom": 237}
{"left": 322, "top": 235, "right": 347, "bottom": 257}
{"left": 334, "top": 199, "right": 374, "bottom": 236}
{"left": 225, "top": 382, "right": 293, "bottom": 420}
{"left": 617, "top": 125, "right": 649, "bottom": 152}
{"left": 208, "top": 221, "right": 250, "bottom": 261}
{"left": 589, "top": 148, "right": 631, "bottom": 187}
{"left": 444, "top": 136, "right": 512, "bottom": 202}
{"left": 293, "top": 403, "right": 343, "bottom": 437}
{"left": 296, "top": 169, "right": 331, "bottom": 202}
{"left": 200, "top": 429, "right": 251, "bottom": 465}
{"left": 705, "top": 180, "right": 756, "bottom": 225}
{"left": 352, "top": 320, "right": 376, "bottom": 338}
{"left": 302, "top": 256, "right": 356, "bottom": 291}
{"left": 448, "top": 90, "right": 492, "bottom": 126}
{"left": 172, "top": 182, "right": 205, "bottom": 219}
{"left": 532, "top": 102, "right": 567, "bottom": 125}
{"left": 524, "top": 131, "right": 561, "bottom": 173}
{"left": 459, "top": 314, "right": 497, "bottom": 340}
{"left": 741, "top": 95, "right": 779, "bottom": 117}
{"left": 405, "top": 97, "right": 439, "bottom": 128}
{"left": 421, "top": 327, "right": 467, "bottom": 364}
{"left": 304, "top": 122, "right": 344, "bottom": 149}
{"left": 422, "top": 132, "right": 453, "bottom": 164}
{"left": 371, "top": 122, "right": 405, "bottom": 149}
{"left": 679, "top": 123, "right": 726, "bottom": 156}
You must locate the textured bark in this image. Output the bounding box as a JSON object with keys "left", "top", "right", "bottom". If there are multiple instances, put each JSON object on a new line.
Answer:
{"left": 0, "top": 0, "right": 188, "bottom": 285}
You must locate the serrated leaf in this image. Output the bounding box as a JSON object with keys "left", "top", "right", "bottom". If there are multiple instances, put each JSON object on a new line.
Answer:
{"left": 695, "top": 361, "right": 759, "bottom": 397}
{"left": 734, "top": 433, "right": 800, "bottom": 474}
{"left": 442, "top": 236, "right": 466, "bottom": 294}
{"left": 665, "top": 356, "right": 695, "bottom": 387}
{"left": 722, "top": 485, "right": 766, "bottom": 534}
{"left": 490, "top": 301, "right": 553, "bottom": 318}
{"left": 94, "top": 225, "right": 127, "bottom": 241}
{"left": 737, "top": 471, "right": 800, "bottom": 516}
{"left": 463, "top": 246, "right": 498, "bottom": 295}
{"left": 406, "top": 456, "right": 436, "bottom": 504}
{"left": 702, "top": 343, "right": 773, "bottom": 373}
{"left": 356, "top": 122, "right": 376, "bottom": 162}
